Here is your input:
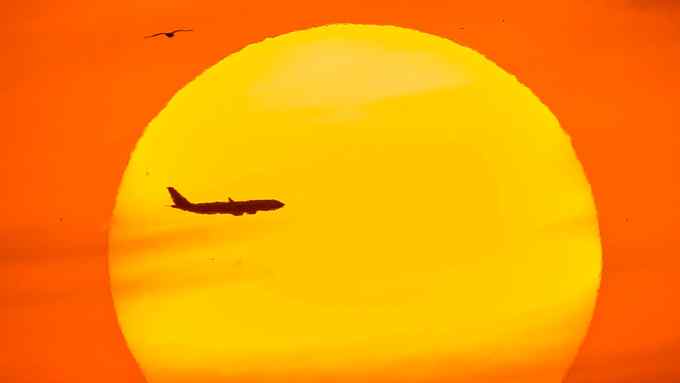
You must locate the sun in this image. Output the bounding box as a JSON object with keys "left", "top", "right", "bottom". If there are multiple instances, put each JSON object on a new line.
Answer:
{"left": 108, "top": 24, "right": 601, "bottom": 383}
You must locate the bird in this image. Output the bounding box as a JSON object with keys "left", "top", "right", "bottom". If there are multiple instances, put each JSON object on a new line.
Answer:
{"left": 145, "top": 29, "right": 193, "bottom": 39}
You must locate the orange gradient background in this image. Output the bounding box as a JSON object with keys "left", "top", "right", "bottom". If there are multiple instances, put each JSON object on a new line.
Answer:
{"left": 2, "top": 1, "right": 679, "bottom": 383}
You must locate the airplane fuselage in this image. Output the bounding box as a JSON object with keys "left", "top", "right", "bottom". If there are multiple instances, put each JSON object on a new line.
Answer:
{"left": 172, "top": 199, "right": 284, "bottom": 215}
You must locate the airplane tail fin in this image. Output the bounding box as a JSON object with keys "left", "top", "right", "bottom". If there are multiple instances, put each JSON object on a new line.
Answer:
{"left": 167, "top": 187, "right": 191, "bottom": 207}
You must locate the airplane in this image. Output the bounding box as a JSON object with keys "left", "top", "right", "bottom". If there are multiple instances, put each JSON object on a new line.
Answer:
{"left": 166, "top": 187, "right": 284, "bottom": 216}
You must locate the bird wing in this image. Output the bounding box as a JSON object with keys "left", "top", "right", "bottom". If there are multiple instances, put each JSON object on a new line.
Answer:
{"left": 144, "top": 33, "right": 165, "bottom": 38}
{"left": 172, "top": 29, "right": 193, "bottom": 33}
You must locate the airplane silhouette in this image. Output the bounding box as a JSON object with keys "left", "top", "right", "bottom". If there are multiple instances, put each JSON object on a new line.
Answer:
{"left": 145, "top": 29, "right": 193, "bottom": 39}
{"left": 167, "top": 187, "right": 284, "bottom": 216}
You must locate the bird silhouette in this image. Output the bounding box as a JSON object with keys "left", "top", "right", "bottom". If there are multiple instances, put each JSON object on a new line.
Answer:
{"left": 145, "top": 29, "right": 193, "bottom": 39}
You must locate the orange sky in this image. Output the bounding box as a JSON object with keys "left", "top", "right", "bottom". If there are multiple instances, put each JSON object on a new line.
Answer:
{"left": 2, "top": 1, "right": 680, "bottom": 382}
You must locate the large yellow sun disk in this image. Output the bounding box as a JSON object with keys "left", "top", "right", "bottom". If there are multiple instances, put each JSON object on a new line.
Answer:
{"left": 109, "top": 24, "right": 601, "bottom": 383}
